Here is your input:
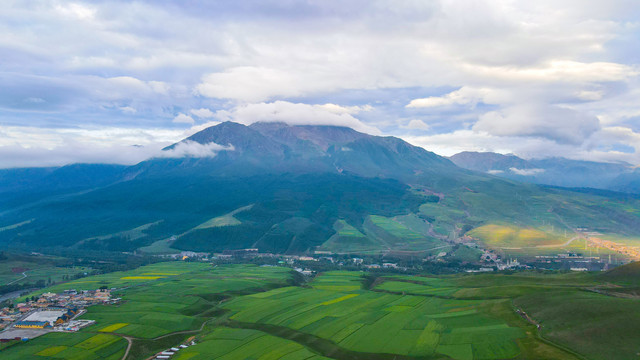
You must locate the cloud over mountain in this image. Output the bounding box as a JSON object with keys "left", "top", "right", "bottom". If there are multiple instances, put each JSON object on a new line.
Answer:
{"left": 0, "top": 0, "right": 639, "bottom": 167}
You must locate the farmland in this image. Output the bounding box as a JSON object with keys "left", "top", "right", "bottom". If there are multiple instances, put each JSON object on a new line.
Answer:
{"left": 2, "top": 331, "right": 127, "bottom": 360}
{"left": 3, "top": 261, "right": 640, "bottom": 359}
{"left": 0, "top": 252, "right": 91, "bottom": 289}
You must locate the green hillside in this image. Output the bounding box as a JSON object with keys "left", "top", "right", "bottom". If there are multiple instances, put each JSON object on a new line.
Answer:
{"left": 1, "top": 122, "right": 639, "bottom": 256}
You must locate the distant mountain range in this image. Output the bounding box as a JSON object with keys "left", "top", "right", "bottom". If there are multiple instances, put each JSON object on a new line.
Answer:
{"left": 1, "top": 122, "right": 639, "bottom": 256}
{"left": 450, "top": 151, "right": 640, "bottom": 194}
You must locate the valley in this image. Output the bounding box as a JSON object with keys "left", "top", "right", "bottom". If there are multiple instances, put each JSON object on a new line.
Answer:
{"left": 2, "top": 261, "right": 640, "bottom": 359}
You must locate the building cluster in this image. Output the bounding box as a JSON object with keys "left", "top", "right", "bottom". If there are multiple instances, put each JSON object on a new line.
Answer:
{"left": 496, "top": 258, "right": 521, "bottom": 270}
{"left": 154, "top": 341, "right": 195, "bottom": 359}
{"left": 0, "top": 289, "right": 118, "bottom": 334}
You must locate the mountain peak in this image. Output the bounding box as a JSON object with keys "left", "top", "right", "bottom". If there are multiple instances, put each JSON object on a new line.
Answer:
{"left": 249, "top": 121, "right": 368, "bottom": 150}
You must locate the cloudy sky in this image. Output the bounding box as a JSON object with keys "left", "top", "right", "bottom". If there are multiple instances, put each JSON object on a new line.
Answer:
{"left": 1, "top": 0, "right": 640, "bottom": 168}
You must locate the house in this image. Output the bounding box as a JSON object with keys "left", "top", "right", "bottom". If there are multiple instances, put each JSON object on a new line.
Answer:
{"left": 14, "top": 321, "right": 52, "bottom": 329}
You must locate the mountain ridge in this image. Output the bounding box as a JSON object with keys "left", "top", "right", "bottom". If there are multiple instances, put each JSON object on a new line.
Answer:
{"left": 450, "top": 151, "right": 640, "bottom": 193}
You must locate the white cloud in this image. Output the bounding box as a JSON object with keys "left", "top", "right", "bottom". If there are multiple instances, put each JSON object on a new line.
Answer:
{"left": 172, "top": 113, "right": 195, "bottom": 124}
{"left": 103, "top": 77, "right": 171, "bottom": 97}
{"left": 213, "top": 101, "right": 381, "bottom": 134}
{"left": 473, "top": 105, "right": 601, "bottom": 145}
{"left": 24, "top": 97, "right": 46, "bottom": 103}
{"left": 401, "top": 119, "right": 431, "bottom": 131}
{"left": 509, "top": 167, "right": 545, "bottom": 176}
{"left": 460, "top": 60, "right": 637, "bottom": 84}
{"left": 0, "top": 124, "right": 232, "bottom": 168}
{"left": 196, "top": 67, "right": 305, "bottom": 102}
{"left": 190, "top": 108, "right": 216, "bottom": 118}
{"left": 316, "top": 104, "right": 373, "bottom": 115}
{"left": 157, "top": 140, "right": 233, "bottom": 159}
{"left": 487, "top": 169, "right": 504, "bottom": 175}
{"left": 407, "top": 87, "right": 501, "bottom": 108}
{"left": 576, "top": 90, "right": 604, "bottom": 101}
{"left": 54, "top": 3, "right": 96, "bottom": 20}
{"left": 402, "top": 126, "right": 640, "bottom": 165}
{"left": 119, "top": 106, "right": 136, "bottom": 114}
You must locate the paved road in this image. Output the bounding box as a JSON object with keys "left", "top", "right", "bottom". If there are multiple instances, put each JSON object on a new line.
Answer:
{"left": 501, "top": 236, "right": 580, "bottom": 250}
{"left": 119, "top": 319, "right": 212, "bottom": 360}
{"left": 5, "top": 272, "right": 27, "bottom": 286}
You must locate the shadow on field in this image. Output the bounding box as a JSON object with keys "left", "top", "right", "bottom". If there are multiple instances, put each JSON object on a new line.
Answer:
{"left": 226, "top": 320, "right": 449, "bottom": 360}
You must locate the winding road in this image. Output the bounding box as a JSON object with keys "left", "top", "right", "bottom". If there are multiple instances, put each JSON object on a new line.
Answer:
{"left": 5, "top": 272, "right": 27, "bottom": 286}
{"left": 500, "top": 236, "right": 580, "bottom": 250}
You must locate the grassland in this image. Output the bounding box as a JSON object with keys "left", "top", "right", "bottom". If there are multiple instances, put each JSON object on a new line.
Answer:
{"left": 135, "top": 238, "right": 180, "bottom": 254}
{"left": 5, "top": 262, "right": 640, "bottom": 360}
{"left": 319, "top": 212, "right": 455, "bottom": 256}
{"left": 193, "top": 204, "right": 253, "bottom": 230}
{"left": 138, "top": 205, "right": 254, "bottom": 254}
{"left": 81, "top": 221, "right": 163, "bottom": 243}
{"left": 319, "top": 220, "right": 385, "bottom": 254}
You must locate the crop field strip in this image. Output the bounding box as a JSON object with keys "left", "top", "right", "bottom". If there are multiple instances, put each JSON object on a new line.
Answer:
{"left": 371, "top": 272, "right": 638, "bottom": 360}
{"left": 2, "top": 331, "right": 127, "bottom": 360}
{"left": 221, "top": 271, "right": 528, "bottom": 359}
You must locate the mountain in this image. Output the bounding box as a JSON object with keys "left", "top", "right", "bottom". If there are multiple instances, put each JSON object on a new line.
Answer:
{"left": 1, "top": 122, "right": 639, "bottom": 257}
{"left": 610, "top": 168, "right": 640, "bottom": 194}
{"left": 450, "top": 151, "right": 640, "bottom": 193}
{"left": 0, "top": 164, "right": 127, "bottom": 212}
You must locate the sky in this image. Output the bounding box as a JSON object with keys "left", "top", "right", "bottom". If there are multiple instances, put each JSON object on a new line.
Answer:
{"left": 1, "top": 0, "right": 640, "bottom": 168}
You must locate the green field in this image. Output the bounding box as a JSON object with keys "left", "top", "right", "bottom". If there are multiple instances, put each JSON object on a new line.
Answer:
{"left": 2, "top": 331, "right": 126, "bottom": 360}
{"left": 224, "top": 274, "right": 525, "bottom": 358}
{"left": 468, "top": 224, "right": 566, "bottom": 249}
{"left": 5, "top": 261, "right": 640, "bottom": 359}
{"left": 173, "top": 327, "right": 333, "bottom": 360}
{"left": 0, "top": 253, "right": 91, "bottom": 287}
{"left": 136, "top": 238, "right": 181, "bottom": 254}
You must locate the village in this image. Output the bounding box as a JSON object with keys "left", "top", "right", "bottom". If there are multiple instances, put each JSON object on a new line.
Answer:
{"left": 0, "top": 288, "right": 120, "bottom": 342}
